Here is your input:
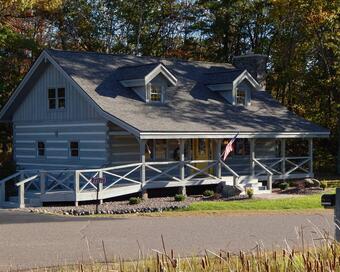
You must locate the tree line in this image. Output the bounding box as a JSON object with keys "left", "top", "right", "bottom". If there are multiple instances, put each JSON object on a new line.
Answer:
{"left": 0, "top": 0, "right": 339, "bottom": 174}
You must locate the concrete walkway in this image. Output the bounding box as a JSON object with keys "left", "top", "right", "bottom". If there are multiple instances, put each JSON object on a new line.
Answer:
{"left": 0, "top": 209, "right": 334, "bottom": 271}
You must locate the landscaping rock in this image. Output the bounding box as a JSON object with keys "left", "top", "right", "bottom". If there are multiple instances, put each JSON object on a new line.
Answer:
{"left": 20, "top": 196, "right": 198, "bottom": 216}
{"left": 304, "top": 178, "right": 321, "bottom": 188}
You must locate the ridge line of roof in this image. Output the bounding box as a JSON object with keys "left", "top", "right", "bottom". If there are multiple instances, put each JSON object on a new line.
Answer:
{"left": 45, "top": 48, "right": 234, "bottom": 67}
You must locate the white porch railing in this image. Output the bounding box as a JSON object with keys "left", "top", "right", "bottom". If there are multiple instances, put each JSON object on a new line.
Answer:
{"left": 0, "top": 170, "right": 40, "bottom": 208}
{"left": 0, "top": 155, "right": 312, "bottom": 207}
{"left": 254, "top": 156, "right": 311, "bottom": 178}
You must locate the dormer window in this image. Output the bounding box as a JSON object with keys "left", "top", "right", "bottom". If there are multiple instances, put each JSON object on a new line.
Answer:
{"left": 205, "top": 69, "right": 262, "bottom": 106}
{"left": 118, "top": 62, "right": 177, "bottom": 104}
{"left": 149, "top": 84, "right": 163, "bottom": 102}
{"left": 236, "top": 89, "right": 246, "bottom": 105}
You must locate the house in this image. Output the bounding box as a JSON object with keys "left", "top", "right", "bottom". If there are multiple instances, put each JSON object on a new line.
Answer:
{"left": 0, "top": 49, "right": 329, "bottom": 208}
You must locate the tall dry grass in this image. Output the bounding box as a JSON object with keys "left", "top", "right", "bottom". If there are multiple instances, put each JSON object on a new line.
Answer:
{"left": 37, "top": 228, "right": 340, "bottom": 272}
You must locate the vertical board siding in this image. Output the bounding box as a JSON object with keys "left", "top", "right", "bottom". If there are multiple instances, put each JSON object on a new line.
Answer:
{"left": 13, "top": 63, "right": 102, "bottom": 122}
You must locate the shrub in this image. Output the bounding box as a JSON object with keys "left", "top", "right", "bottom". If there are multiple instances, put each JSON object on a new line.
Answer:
{"left": 129, "top": 197, "right": 141, "bottom": 205}
{"left": 174, "top": 194, "right": 186, "bottom": 202}
{"left": 246, "top": 188, "right": 254, "bottom": 199}
{"left": 279, "top": 182, "right": 289, "bottom": 190}
{"left": 320, "top": 181, "right": 327, "bottom": 190}
{"left": 203, "top": 190, "right": 214, "bottom": 197}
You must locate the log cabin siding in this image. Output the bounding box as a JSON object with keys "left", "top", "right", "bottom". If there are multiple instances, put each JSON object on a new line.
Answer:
{"left": 13, "top": 121, "right": 109, "bottom": 169}
{"left": 108, "top": 122, "right": 140, "bottom": 165}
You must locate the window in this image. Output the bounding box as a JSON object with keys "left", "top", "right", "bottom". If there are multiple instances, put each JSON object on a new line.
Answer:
{"left": 37, "top": 141, "right": 45, "bottom": 157}
{"left": 48, "top": 88, "right": 56, "bottom": 109}
{"left": 236, "top": 89, "right": 246, "bottom": 105}
{"left": 69, "top": 141, "right": 79, "bottom": 157}
{"left": 149, "top": 84, "right": 162, "bottom": 102}
{"left": 48, "top": 87, "right": 65, "bottom": 109}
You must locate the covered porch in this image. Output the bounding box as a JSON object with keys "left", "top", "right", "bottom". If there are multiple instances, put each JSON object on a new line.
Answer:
{"left": 136, "top": 136, "right": 314, "bottom": 193}
{"left": 0, "top": 134, "right": 314, "bottom": 208}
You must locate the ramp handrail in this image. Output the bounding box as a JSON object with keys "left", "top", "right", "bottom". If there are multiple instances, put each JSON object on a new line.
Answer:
{"left": 220, "top": 159, "right": 239, "bottom": 186}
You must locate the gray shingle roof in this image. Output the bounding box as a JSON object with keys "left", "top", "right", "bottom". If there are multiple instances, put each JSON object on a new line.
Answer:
{"left": 46, "top": 49, "right": 328, "bottom": 135}
{"left": 116, "top": 62, "right": 160, "bottom": 80}
{"left": 203, "top": 69, "right": 244, "bottom": 85}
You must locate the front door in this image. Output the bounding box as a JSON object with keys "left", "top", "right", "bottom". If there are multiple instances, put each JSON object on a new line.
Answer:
{"left": 192, "top": 139, "right": 212, "bottom": 174}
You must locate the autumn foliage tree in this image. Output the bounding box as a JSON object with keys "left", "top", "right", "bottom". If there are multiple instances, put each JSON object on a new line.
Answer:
{"left": 0, "top": 0, "right": 339, "bottom": 174}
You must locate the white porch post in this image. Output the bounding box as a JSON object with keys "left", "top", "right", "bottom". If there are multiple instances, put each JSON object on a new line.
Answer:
{"left": 179, "top": 139, "right": 186, "bottom": 195}
{"left": 18, "top": 173, "right": 25, "bottom": 208}
{"left": 139, "top": 139, "right": 147, "bottom": 199}
{"left": 308, "top": 138, "right": 313, "bottom": 177}
{"left": 250, "top": 139, "right": 255, "bottom": 177}
{"left": 215, "top": 139, "right": 222, "bottom": 178}
{"left": 74, "top": 171, "right": 80, "bottom": 207}
{"left": 0, "top": 182, "right": 5, "bottom": 203}
{"left": 281, "top": 139, "right": 286, "bottom": 178}
{"left": 40, "top": 172, "right": 46, "bottom": 195}
{"left": 98, "top": 170, "right": 104, "bottom": 204}
{"left": 267, "top": 174, "right": 273, "bottom": 191}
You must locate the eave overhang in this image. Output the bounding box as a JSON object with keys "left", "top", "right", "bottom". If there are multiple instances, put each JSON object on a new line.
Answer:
{"left": 139, "top": 131, "right": 330, "bottom": 140}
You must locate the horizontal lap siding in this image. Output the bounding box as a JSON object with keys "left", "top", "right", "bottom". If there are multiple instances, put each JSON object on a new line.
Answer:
{"left": 14, "top": 122, "right": 109, "bottom": 169}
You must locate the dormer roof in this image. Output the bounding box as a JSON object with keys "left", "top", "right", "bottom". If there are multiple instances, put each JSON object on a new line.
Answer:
{"left": 118, "top": 62, "right": 177, "bottom": 88}
{"left": 204, "top": 69, "right": 263, "bottom": 91}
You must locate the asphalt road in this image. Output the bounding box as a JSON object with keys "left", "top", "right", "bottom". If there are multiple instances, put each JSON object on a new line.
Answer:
{"left": 0, "top": 209, "right": 335, "bottom": 271}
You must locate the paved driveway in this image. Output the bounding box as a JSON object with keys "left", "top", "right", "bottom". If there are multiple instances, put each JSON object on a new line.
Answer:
{"left": 0, "top": 209, "right": 334, "bottom": 271}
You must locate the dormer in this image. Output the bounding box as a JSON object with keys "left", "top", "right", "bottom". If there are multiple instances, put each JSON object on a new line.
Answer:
{"left": 118, "top": 62, "right": 177, "bottom": 103}
{"left": 204, "top": 69, "right": 263, "bottom": 106}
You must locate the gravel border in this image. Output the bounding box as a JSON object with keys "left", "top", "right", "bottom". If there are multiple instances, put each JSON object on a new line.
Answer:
{"left": 21, "top": 196, "right": 200, "bottom": 216}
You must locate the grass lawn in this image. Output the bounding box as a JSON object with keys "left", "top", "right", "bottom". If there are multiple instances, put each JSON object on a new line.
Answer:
{"left": 184, "top": 192, "right": 330, "bottom": 212}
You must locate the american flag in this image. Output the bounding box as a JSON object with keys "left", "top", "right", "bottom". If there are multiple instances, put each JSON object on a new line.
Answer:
{"left": 222, "top": 133, "right": 239, "bottom": 161}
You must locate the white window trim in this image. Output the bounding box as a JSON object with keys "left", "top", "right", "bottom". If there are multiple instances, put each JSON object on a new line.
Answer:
{"left": 48, "top": 86, "right": 66, "bottom": 110}
{"left": 147, "top": 83, "right": 164, "bottom": 103}
{"left": 236, "top": 88, "right": 246, "bottom": 105}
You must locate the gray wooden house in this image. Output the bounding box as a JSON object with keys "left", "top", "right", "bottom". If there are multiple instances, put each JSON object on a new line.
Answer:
{"left": 0, "top": 49, "right": 329, "bottom": 207}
